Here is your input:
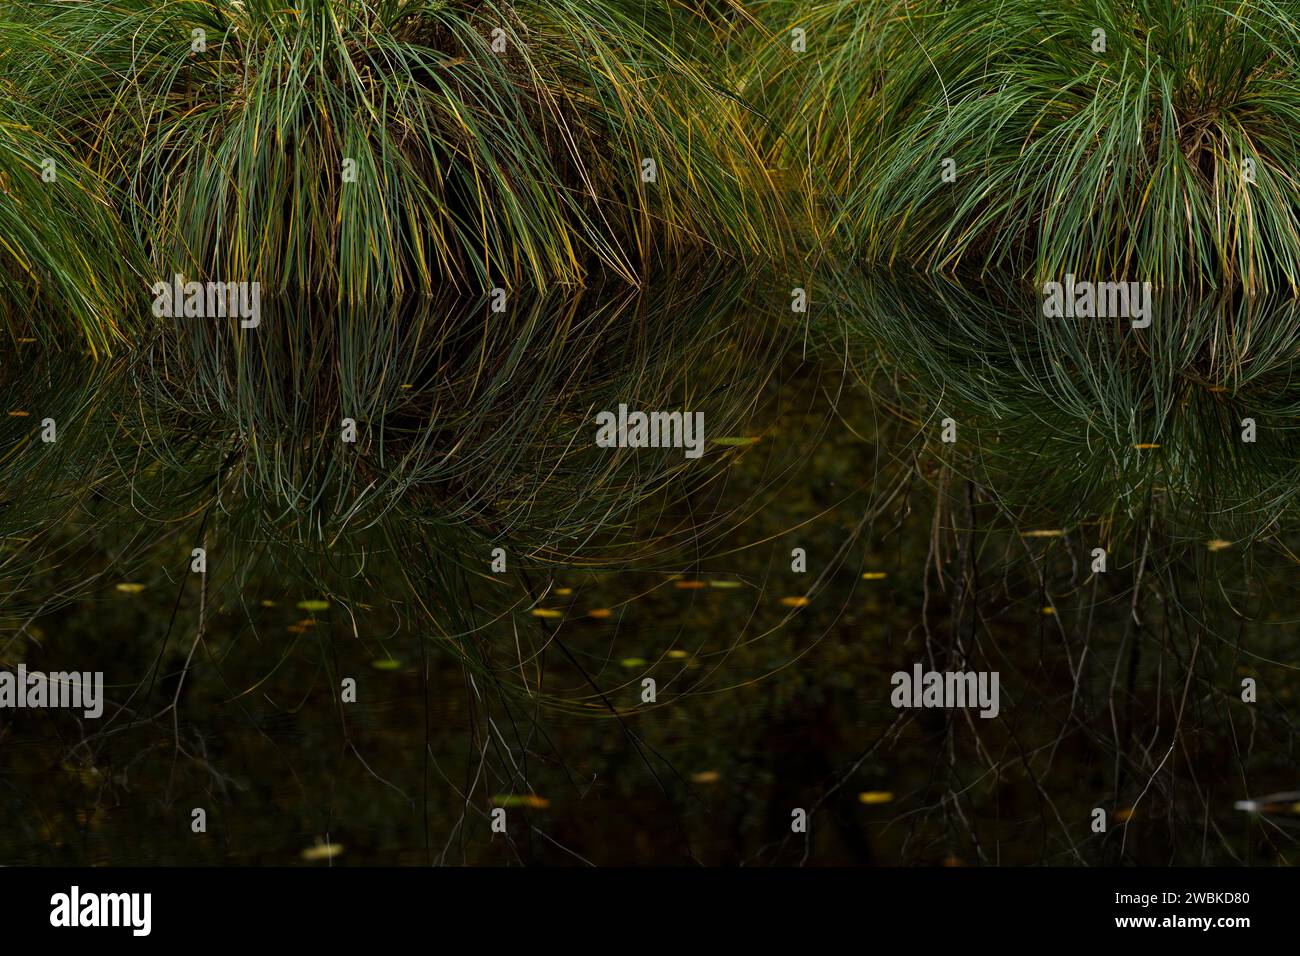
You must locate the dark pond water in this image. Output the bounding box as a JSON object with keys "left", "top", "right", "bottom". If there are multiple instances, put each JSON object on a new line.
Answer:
{"left": 2, "top": 267, "right": 1298, "bottom": 864}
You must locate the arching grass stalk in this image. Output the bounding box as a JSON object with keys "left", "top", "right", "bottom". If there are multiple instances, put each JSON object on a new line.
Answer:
{"left": 0, "top": 101, "right": 147, "bottom": 354}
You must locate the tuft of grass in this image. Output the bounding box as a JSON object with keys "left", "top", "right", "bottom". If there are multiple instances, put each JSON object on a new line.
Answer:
{"left": 819, "top": 0, "right": 1300, "bottom": 293}
{"left": 0, "top": 60, "right": 147, "bottom": 354}
{"left": 2, "top": 0, "right": 791, "bottom": 305}
{"left": 739, "top": 0, "right": 901, "bottom": 252}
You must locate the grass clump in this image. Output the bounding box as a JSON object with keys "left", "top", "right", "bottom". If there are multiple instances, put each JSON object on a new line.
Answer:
{"left": 823, "top": 0, "right": 1300, "bottom": 293}
{"left": 0, "top": 32, "right": 146, "bottom": 356}
{"left": 0, "top": 0, "right": 791, "bottom": 317}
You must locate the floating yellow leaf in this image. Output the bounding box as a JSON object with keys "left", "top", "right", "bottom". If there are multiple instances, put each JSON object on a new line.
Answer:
{"left": 301, "top": 840, "right": 344, "bottom": 861}
{"left": 1020, "top": 530, "right": 1064, "bottom": 538}
{"left": 781, "top": 596, "right": 810, "bottom": 607}
{"left": 1133, "top": 443, "right": 1161, "bottom": 450}
{"left": 586, "top": 608, "right": 612, "bottom": 619}
{"left": 620, "top": 657, "right": 646, "bottom": 668}
{"left": 708, "top": 580, "right": 742, "bottom": 589}
{"left": 858, "top": 791, "right": 894, "bottom": 804}
{"left": 296, "top": 599, "right": 330, "bottom": 612}
{"left": 691, "top": 771, "right": 721, "bottom": 784}
{"left": 861, "top": 572, "right": 888, "bottom": 580}
{"left": 7, "top": 410, "right": 29, "bottom": 417}
{"left": 493, "top": 794, "right": 550, "bottom": 809}
{"left": 114, "top": 583, "right": 146, "bottom": 594}
{"left": 1041, "top": 606, "right": 1055, "bottom": 615}
{"left": 530, "top": 608, "right": 561, "bottom": 619}
{"left": 260, "top": 600, "right": 278, "bottom": 608}
{"left": 554, "top": 587, "right": 573, "bottom": 596}
{"left": 666, "top": 650, "right": 690, "bottom": 660}
{"left": 1115, "top": 807, "right": 1135, "bottom": 823}
{"left": 674, "top": 580, "right": 706, "bottom": 589}
{"left": 371, "top": 659, "right": 401, "bottom": 671}
{"left": 1206, "top": 539, "right": 1232, "bottom": 552}
{"left": 64, "top": 764, "right": 102, "bottom": 789}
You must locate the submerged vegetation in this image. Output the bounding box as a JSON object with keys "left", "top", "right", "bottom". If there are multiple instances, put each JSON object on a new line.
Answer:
{"left": 820, "top": 271, "right": 1300, "bottom": 542}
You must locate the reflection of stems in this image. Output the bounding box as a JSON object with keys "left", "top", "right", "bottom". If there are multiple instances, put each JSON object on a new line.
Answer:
{"left": 1111, "top": 507, "right": 1153, "bottom": 817}
{"left": 1130, "top": 513, "right": 1152, "bottom": 627}
{"left": 1122, "top": 634, "right": 1199, "bottom": 859}
{"left": 165, "top": 554, "right": 207, "bottom": 802}
{"left": 174, "top": 561, "right": 207, "bottom": 740}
